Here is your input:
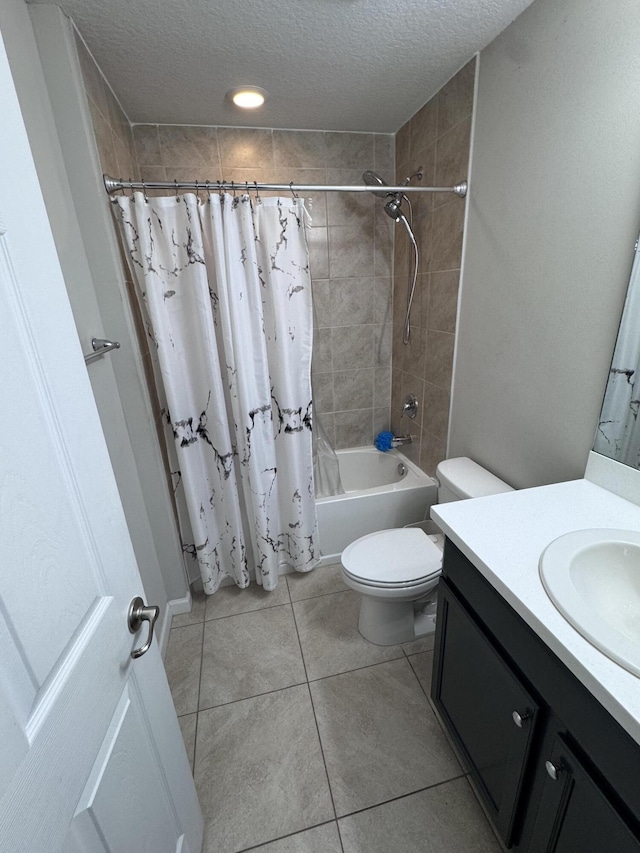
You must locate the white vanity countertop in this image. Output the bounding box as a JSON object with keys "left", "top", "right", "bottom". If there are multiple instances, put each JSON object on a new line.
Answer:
{"left": 431, "top": 478, "right": 640, "bottom": 744}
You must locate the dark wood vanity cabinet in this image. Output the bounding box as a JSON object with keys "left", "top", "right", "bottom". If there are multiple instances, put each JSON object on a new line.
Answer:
{"left": 432, "top": 540, "right": 640, "bottom": 853}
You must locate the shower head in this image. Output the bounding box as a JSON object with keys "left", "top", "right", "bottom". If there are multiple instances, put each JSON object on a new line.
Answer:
{"left": 383, "top": 196, "right": 404, "bottom": 221}
{"left": 363, "top": 169, "right": 406, "bottom": 221}
{"left": 362, "top": 169, "right": 391, "bottom": 199}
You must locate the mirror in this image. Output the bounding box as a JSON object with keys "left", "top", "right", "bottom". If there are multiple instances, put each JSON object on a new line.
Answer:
{"left": 594, "top": 243, "right": 640, "bottom": 468}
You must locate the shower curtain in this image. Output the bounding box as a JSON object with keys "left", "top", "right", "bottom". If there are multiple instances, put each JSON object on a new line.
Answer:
{"left": 594, "top": 244, "right": 640, "bottom": 467}
{"left": 114, "top": 192, "right": 318, "bottom": 593}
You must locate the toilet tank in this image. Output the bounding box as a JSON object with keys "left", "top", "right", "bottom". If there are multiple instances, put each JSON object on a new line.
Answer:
{"left": 435, "top": 457, "right": 513, "bottom": 503}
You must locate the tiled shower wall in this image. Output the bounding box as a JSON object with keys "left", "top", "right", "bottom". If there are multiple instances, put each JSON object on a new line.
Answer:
{"left": 391, "top": 60, "right": 475, "bottom": 476}
{"left": 132, "top": 125, "right": 395, "bottom": 449}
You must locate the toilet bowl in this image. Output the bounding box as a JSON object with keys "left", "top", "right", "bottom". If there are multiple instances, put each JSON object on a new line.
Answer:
{"left": 340, "top": 457, "right": 513, "bottom": 645}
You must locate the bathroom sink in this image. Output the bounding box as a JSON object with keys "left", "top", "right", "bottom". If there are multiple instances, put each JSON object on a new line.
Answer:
{"left": 539, "top": 529, "right": 640, "bottom": 677}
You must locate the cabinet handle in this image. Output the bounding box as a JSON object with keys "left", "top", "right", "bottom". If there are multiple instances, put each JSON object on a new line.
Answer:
{"left": 512, "top": 709, "right": 531, "bottom": 728}
{"left": 545, "top": 760, "right": 562, "bottom": 781}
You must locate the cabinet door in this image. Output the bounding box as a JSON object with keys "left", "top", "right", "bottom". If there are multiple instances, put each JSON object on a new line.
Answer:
{"left": 528, "top": 733, "right": 640, "bottom": 853}
{"left": 433, "top": 581, "right": 541, "bottom": 847}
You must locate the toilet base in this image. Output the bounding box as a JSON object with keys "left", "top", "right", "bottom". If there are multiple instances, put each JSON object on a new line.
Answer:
{"left": 357, "top": 591, "right": 438, "bottom": 646}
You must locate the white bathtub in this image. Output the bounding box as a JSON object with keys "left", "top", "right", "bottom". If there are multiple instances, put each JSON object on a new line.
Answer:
{"left": 315, "top": 446, "right": 438, "bottom": 562}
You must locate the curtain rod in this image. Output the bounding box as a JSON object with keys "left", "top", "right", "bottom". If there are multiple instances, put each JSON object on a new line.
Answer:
{"left": 103, "top": 174, "right": 468, "bottom": 197}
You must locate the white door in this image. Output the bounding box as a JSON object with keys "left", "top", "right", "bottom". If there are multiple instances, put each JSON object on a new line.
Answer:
{"left": 0, "top": 29, "right": 203, "bottom": 853}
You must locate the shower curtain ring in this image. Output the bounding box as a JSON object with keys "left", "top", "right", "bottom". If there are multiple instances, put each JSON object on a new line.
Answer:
{"left": 194, "top": 179, "right": 199, "bottom": 199}
{"left": 141, "top": 179, "right": 148, "bottom": 203}
{"left": 289, "top": 181, "right": 299, "bottom": 200}
{"left": 254, "top": 181, "right": 260, "bottom": 202}
{"left": 205, "top": 180, "right": 211, "bottom": 200}
{"left": 174, "top": 179, "right": 180, "bottom": 200}
{"left": 217, "top": 180, "right": 223, "bottom": 197}
{"left": 231, "top": 181, "right": 237, "bottom": 197}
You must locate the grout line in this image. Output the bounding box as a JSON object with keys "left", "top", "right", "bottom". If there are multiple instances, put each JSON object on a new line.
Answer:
{"left": 203, "top": 599, "right": 290, "bottom": 623}
{"left": 191, "top": 619, "right": 206, "bottom": 772}
{"left": 197, "top": 678, "right": 309, "bottom": 714}
{"left": 237, "top": 819, "right": 341, "bottom": 853}
{"left": 290, "top": 600, "right": 342, "bottom": 840}
{"left": 335, "top": 773, "right": 467, "bottom": 823}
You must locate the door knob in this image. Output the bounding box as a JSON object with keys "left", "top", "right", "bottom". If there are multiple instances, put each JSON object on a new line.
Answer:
{"left": 545, "top": 760, "right": 562, "bottom": 781}
{"left": 512, "top": 709, "right": 531, "bottom": 728}
{"left": 127, "top": 596, "right": 160, "bottom": 659}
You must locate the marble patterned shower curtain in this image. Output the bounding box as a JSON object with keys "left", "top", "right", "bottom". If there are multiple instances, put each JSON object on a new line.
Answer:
{"left": 594, "top": 245, "right": 640, "bottom": 467}
{"left": 114, "top": 192, "right": 317, "bottom": 593}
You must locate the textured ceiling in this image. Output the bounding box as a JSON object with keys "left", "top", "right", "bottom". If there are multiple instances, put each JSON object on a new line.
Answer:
{"left": 31, "top": 0, "right": 535, "bottom": 132}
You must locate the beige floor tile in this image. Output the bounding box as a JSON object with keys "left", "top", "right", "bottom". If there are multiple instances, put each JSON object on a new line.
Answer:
{"left": 310, "top": 658, "right": 461, "bottom": 816}
{"left": 407, "top": 650, "right": 434, "bottom": 698}
{"left": 178, "top": 713, "right": 197, "bottom": 772}
{"left": 172, "top": 589, "right": 207, "bottom": 627}
{"left": 402, "top": 631, "right": 436, "bottom": 656}
{"left": 164, "top": 623, "right": 203, "bottom": 716}
{"left": 250, "top": 821, "right": 342, "bottom": 852}
{"left": 196, "top": 685, "right": 334, "bottom": 853}
{"left": 199, "top": 604, "right": 306, "bottom": 709}
{"left": 286, "top": 562, "right": 348, "bottom": 601}
{"left": 293, "top": 589, "right": 404, "bottom": 680}
{"left": 339, "top": 777, "right": 503, "bottom": 852}
{"left": 205, "top": 578, "right": 290, "bottom": 620}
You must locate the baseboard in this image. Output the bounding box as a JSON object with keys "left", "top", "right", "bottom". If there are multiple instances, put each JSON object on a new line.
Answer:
{"left": 159, "top": 591, "right": 193, "bottom": 658}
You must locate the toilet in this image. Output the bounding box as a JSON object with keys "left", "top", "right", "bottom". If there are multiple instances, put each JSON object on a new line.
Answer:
{"left": 340, "top": 457, "right": 513, "bottom": 645}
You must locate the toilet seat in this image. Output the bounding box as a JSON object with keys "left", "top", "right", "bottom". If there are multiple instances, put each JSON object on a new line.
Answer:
{"left": 341, "top": 528, "right": 442, "bottom": 588}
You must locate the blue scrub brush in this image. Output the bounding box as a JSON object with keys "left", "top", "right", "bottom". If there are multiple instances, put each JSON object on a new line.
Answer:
{"left": 375, "top": 431, "right": 395, "bottom": 452}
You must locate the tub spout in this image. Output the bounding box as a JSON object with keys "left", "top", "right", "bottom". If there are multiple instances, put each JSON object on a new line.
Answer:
{"left": 391, "top": 435, "right": 413, "bottom": 447}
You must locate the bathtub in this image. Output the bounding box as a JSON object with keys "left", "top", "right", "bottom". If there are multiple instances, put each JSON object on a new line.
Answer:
{"left": 315, "top": 446, "right": 438, "bottom": 563}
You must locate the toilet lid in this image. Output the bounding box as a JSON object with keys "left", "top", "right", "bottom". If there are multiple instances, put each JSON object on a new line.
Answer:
{"left": 341, "top": 528, "right": 442, "bottom": 585}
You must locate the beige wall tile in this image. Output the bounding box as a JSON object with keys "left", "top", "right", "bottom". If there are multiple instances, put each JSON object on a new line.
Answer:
{"left": 273, "top": 130, "right": 326, "bottom": 168}
{"left": 158, "top": 125, "right": 219, "bottom": 170}
{"left": 374, "top": 323, "right": 393, "bottom": 368}
{"left": 410, "top": 99, "right": 438, "bottom": 162}
{"left": 325, "top": 132, "right": 374, "bottom": 169}
{"left": 326, "top": 168, "right": 375, "bottom": 227}
{"left": 133, "top": 124, "right": 162, "bottom": 166}
{"left": 308, "top": 226, "right": 329, "bottom": 278}
{"left": 374, "top": 367, "right": 391, "bottom": 409}
{"left": 396, "top": 121, "right": 410, "bottom": 170}
{"left": 420, "top": 429, "right": 446, "bottom": 477}
{"left": 330, "top": 277, "right": 375, "bottom": 325}
{"left": 218, "top": 127, "right": 274, "bottom": 170}
{"left": 312, "top": 327, "right": 332, "bottom": 373}
{"left": 373, "top": 276, "right": 392, "bottom": 325}
{"left": 331, "top": 325, "right": 375, "bottom": 370}
{"left": 424, "top": 330, "right": 455, "bottom": 390}
{"left": 428, "top": 270, "right": 460, "bottom": 333}
{"left": 328, "top": 225, "right": 374, "bottom": 278}
{"left": 422, "top": 381, "right": 450, "bottom": 440}
{"left": 334, "top": 409, "right": 374, "bottom": 448}
{"left": 311, "top": 279, "right": 331, "bottom": 328}
{"left": 312, "top": 371, "right": 333, "bottom": 412}
{"left": 434, "top": 117, "right": 472, "bottom": 209}
{"left": 333, "top": 368, "right": 374, "bottom": 412}
{"left": 429, "top": 199, "right": 464, "bottom": 272}
{"left": 374, "top": 134, "right": 395, "bottom": 175}
{"left": 437, "top": 59, "right": 475, "bottom": 138}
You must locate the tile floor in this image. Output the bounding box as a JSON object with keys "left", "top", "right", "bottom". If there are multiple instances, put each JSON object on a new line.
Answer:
{"left": 165, "top": 563, "right": 504, "bottom": 853}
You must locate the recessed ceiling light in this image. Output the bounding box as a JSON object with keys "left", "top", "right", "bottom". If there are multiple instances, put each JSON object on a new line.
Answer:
{"left": 228, "top": 87, "right": 268, "bottom": 109}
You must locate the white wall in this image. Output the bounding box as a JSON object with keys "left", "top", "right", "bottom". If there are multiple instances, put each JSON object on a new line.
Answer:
{"left": 449, "top": 0, "right": 640, "bottom": 488}
{"left": 0, "top": 0, "right": 188, "bottom": 638}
